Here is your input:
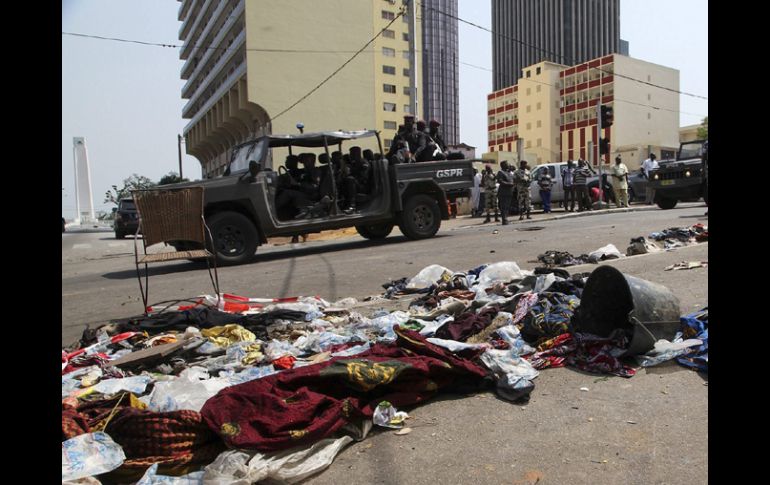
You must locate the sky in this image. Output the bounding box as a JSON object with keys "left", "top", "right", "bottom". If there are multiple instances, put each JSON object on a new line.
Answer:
{"left": 61, "top": 0, "right": 707, "bottom": 220}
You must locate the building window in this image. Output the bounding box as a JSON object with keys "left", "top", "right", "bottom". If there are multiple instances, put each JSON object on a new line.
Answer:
{"left": 383, "top": 29, "right": 395, "bottom": 39}
{"left": 526, "top": 88, "right": 531, "bottom": 95}
{"left": 384, "top": 121, "right": 397, "bottom": 130}
{"left": 402, "top": 50, "right": 410, "bottom": 59}
{"left": 499, "top": 145, "right": 503, "bottom": 151}
{"left": 536, "top": 120, "right": 542, "bottom": 128}
{"left": 403, "top": 32, "right": 410, "bottom": 41}
{"left": 403, "top": 68, "right": 410, "bottom": 77}
{"left": 536, "top": 85, "right": 541, "bottom": 92}
{"left": 536, "top": 67, "right": 541, "bottom": 75}
{"left": 404, "top": 104, "right": 411, "bottom": 113}
{"left": 526, "top": 105, "right": 531, "bottom": 113}
{"left": 383, "top": 65, "right": 396, "bottom": 75}
{"left": 526, "top": 141, "right": 532, "bottom": 148}
{"left": 382, "top": 10, "right": 395, "bottom": 20}
{"left": 383, "top": 83, "right": 396, "bottom": 93}
{"left": 537, "top": 138, "right": 542, "bottom": 147}
{"left": 383, "top": 102, "right": 396, "bottom": 112}
{"left": 526, "top": 70, "right": 531, "bottom": 78}
{"left": 382, "top": 47, "right": 395, "bottom": 57}
{"left": 526, "top": 122, "right": 531, "bottom": 130}
{"left": 404, "top": 86, "right": 411, "bottom": 95}
{"left": 384, "top": 139, "right": 392, "bottom": 148}
{"left": 403, "top": 14, "right": 409, "bottom": 23}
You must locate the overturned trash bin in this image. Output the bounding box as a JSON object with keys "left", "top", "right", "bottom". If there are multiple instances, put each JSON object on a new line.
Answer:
{"left": 571, "top": 265, "right": 680, "bottom": 356}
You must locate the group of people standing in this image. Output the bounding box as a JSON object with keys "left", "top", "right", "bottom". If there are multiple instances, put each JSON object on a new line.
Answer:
{"left": 386, "top": 115, "right": 450, "bottom": 164}
{"left": 476, "top": 160, "right": 535, "bottom": 225}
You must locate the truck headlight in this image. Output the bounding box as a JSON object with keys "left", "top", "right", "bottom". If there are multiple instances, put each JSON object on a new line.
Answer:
{"left": 685, "top": 170, "right": 691, "bottom": 177}
{"left": 653, "top": 174, "right": 659, "bottom": 180}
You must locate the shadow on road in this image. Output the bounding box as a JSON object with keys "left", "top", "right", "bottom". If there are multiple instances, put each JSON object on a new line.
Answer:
{"left": 101, "top": 234, "right": 449, "bottom": 280}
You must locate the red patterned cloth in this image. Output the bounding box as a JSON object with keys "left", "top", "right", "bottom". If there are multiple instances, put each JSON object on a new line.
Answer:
{"left": 201, "top": 327, "right": 489, "bottom": 452}
{"left": 525, "top": 333, "right": 576, "bottom": 370}
{"left": 566, "top": 332, "right": 636, "bottom": 377}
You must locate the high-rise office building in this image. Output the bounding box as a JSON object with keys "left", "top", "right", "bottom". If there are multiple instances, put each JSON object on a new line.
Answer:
{"left": 491, "top": 0, "right": 621, "bottom": 91}
{"left": 178, "top": 0, "right": 422, "bottom": 177}
{"left": 421, "top": 0, "right": 459, "bottom": 146}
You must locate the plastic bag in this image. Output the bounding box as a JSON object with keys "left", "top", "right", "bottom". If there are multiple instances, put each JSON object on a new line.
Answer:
{"left": 62, "top": 432, "right": 125, "bottom": 481}
{"left": 496, "top": 325, "right": 536, "bottom": 356}
{"left": 477, "top": 262, "right": 524, "bottom": 287}
{"left": 136, "top": 463, "right": 204, "bottom": 484}
{"left": 406, "top": 264, "right": 452, "bottom": 289}
{"left": 636, "top": 336, "right": 703, "bottom": 367}
{"left": 331, "top": 297, "right": 358, "bottom": 308}
{"left": 480, "top": 349, "right": 539, "bottom": 387}
{"left": 264, "top": 339, "right": 303, "bottom": 361}
{"left": 587, "top": 243, "right": 623, "bottom": 263}
{"left": 373, "top": 401, "right": 409, "bottom": 428}
{"left": 143, "top": 367, "right": 230, "bottom": 413}
{"left": 93, "top": 375, "right": 152, "bottom": 395}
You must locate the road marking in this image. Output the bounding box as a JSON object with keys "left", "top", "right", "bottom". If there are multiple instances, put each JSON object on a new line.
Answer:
{"left": 72, "top": 244, "right": 92, "bottom": 250}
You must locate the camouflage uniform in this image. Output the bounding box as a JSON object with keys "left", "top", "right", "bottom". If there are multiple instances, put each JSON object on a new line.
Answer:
{"left": 513, "top": 168, "right": 532, "bottom": 216}
{"left": 482, "top": 171, "right": 498, "bottom": 213}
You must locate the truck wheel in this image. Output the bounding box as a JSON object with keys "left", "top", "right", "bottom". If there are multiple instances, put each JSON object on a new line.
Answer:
{"left": 356, "top": 223, "right": 394, "bottom": 240}
{"left": 656, "top": 197, "right": 678, "bottom": 210}
{"left": 207, "top": 211, "right": 258, "bottom": 265}
{"left": 399, "top": 194, "right": 441, "bottom": 240}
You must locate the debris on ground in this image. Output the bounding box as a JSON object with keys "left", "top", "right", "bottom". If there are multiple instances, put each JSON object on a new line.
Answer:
{"left": 664, "top": 261, "right": 708, "bottom": 271}
{"left": 61, "top": 261, "right": 707, "bottom": 482}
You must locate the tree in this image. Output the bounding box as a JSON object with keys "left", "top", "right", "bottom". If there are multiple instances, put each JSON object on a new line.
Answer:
{"left": 158, "top": 172, "right": 190, "bottom": 186}
{"left": 104, "top": 174, "right": 156, "bottom": 205}
{"left": 696, "top": 116, "right": 708, "bottom": 139}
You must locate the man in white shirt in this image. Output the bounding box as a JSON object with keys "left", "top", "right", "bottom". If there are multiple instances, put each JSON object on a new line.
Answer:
{"left": 611, "top": 155, "right": 630, "bottom": 208}
{"left": 641, "top": 153, "right": 659, "bottom": 204}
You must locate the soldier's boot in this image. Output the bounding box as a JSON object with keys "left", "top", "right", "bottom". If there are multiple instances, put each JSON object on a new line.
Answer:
{"left": 483, "top": 214, "right": 491, "bottom": 223}
{"left": 494, "top": 212, "right": 500, "bottom": 222}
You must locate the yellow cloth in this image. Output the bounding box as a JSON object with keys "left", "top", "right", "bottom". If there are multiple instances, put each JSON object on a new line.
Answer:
{"left": 201, "top": 324, "right": 256, "bottom": 347}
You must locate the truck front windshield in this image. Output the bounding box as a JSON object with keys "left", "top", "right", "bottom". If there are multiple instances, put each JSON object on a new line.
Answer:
{"left": 678, "top": 142, "right": 703, "bottom": 160}
{"left": 229, "top": 139, "right": 268, "bottom": 173}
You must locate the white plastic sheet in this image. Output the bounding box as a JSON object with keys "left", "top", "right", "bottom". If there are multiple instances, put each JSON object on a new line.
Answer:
{"left": 136, "top": 463, "right": 204, "bottom": 484}
{"left": 426, "top": 338, "right": 491, "bottom": 353}
{"left": 143, "top": 367, "right": 231, "bottom": 413}
{"left": 202, "top": 436, "right": 354, "bottom": 485}
{"left": 588, "top": 243, "right": 623, "bottom": 262}
{"left": 477, "top": 262, "right": 524, "bottom": 287}
{"left": 406, "top": 264, "right": 452, "bottom": 289}
{"left": 92, "top": 375, "right": 152, "bottom": 395}
{"left": 480, "top": 349, "right": 540, "bottom": 388}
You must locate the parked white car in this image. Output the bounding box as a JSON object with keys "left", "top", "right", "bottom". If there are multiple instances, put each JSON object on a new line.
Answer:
{"left": 528, "top": 162, "right": 569, "bottom": 206}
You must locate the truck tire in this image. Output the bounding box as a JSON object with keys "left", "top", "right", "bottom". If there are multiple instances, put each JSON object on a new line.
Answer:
{"left": 399, "top": 194, "right": 441, "bottom": 240}
{"left": 656, "top": 197, "right": 678, "bottom": 210}
{"left": 207, "top": 211, "right": 258, "bottom": 265}
{"left": 356, "top": 223, "right": 394, "bottom": 240}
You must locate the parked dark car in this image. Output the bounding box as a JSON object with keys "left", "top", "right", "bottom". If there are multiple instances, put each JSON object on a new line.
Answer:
{"left": 114, "top": 198, "right": 139, "bottom": 239}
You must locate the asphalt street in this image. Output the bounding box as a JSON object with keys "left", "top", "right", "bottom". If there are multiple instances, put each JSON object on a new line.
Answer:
{"left": 62, "top": 204, "right": 707, "bottom": 484}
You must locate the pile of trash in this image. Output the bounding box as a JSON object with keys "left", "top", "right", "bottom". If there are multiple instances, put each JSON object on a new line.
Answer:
{"left": 537, "top": 243, "right": 624, "bottom": 268}
{"left": 629, "top": 223, "right": 708, "bottom": 254}
{"left": 62, "top": 262, "right": 707, "bottom": 484}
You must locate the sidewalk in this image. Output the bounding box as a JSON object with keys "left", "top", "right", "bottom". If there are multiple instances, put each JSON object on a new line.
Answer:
{"left": 446, "top": 201, "right": 705, "bottom": 230}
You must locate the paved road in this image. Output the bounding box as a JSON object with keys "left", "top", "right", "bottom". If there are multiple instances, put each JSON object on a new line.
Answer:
{"left": 62, "top": 204, "right": 707, "bottom": 484}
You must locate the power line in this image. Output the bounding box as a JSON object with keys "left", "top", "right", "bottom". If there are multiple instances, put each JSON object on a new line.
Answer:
{"left": 418, "top": 1, "right": 707, "bottom": 101}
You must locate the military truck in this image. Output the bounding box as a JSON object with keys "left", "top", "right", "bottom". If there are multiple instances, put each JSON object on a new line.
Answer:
{"left": 648, "top": 139, "right": 708, "bottom": 209}
{"left": 156, "top": 130, "right": 474, "bottom": 265}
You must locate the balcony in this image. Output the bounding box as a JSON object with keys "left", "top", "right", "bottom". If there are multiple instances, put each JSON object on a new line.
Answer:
{"left": 183, "top": 60, "right": 246, "bottom": 124}
{"left": 183, "top": 29, "right": 245, "bottom": 100}
{"left": 180, "top": 0, "right": 215, "bottom": 58}
{"left": 178, "top": 0, "right": 193, "bottom": 21}
{"left": 178, "top": 0, "right": 202, "bottom": 41}
{"left": 182, "top": 0, "right": 242, "bottom": 67}
{"left": 181, "top": 3, "right": 244, "bottom": 81}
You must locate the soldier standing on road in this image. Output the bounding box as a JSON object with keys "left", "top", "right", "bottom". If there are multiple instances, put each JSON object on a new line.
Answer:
{"left": 573, "top": 159, "right": 595, "bottom": 211}
{"left": 641, "top": 153, "right": 659, "bottom": 205}
{"left": 481, "top": 164, "right": 499, "bottom": 223}
{"left": 562, "top": 160, "right": 576, "bottom": 212}
{"left": 513, "top": 160, "right": 533, "bottom": 220}
{"left": 611, "top": 155, "right": 630, "bottom": 208}
{"left": 496, "top": 161, "right": 515, "bottom": 225}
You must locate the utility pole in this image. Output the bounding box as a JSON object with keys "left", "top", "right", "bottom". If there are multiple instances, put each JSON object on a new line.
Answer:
{"left": 177, "top": 134, "right": 184, "bottom": 180}
{"left": 596, "top": 103, "right": 604, "bottom": 209}
{"left": 407, "top": 0, "right": 418, "bottom": 118}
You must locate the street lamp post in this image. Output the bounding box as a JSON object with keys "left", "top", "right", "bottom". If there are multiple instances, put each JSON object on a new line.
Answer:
{"left": 177, "top": 134, "right": 184, "bottom": 180}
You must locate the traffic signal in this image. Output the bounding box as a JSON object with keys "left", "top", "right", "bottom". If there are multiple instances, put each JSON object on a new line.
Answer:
{"left": 599, "top": 137, "right": 610, "bottom": 155}
{"left": 600, "top": 105, "right": 614, "bottom": 127}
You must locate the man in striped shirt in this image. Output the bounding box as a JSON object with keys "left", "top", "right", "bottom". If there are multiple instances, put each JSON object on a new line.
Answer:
{"left": 573, "top": 159, "right": 595, "bottom": 211}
